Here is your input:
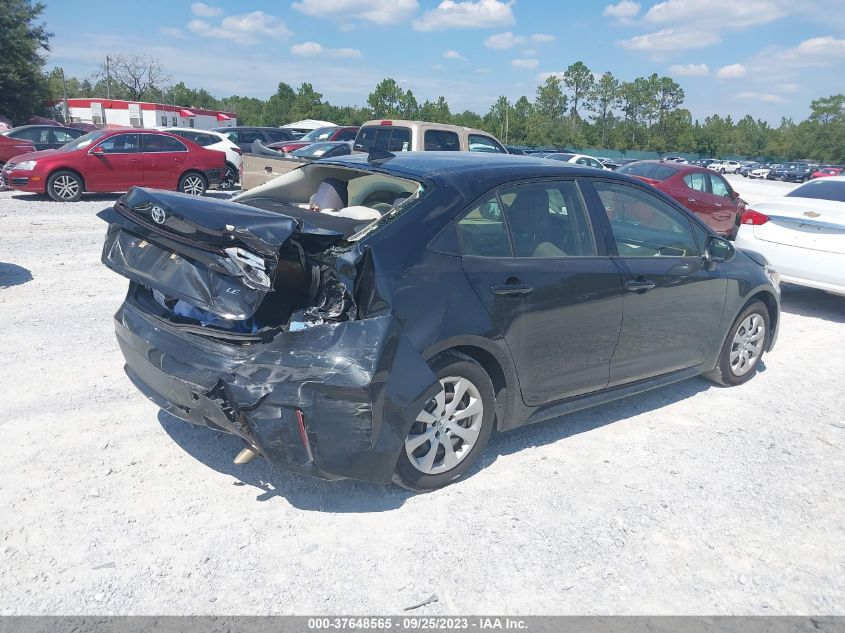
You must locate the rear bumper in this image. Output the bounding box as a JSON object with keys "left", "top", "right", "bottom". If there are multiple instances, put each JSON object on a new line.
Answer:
{"left": 735, "top": 230, "right": 845, "bottom": 296}
{"left": 113, "top": 291, "right": 438, "bottom": 483}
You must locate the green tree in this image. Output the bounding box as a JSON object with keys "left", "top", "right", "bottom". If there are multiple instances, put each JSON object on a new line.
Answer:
{"left": 262, "top": 82, "right": 295, "bottom": 125}
{"left": 0, "top": 0, "right": 51, "bottom": 123}
{"left": 589, "top": 71, "right": 621, "bottom": 147}
{"left": 290, "top": 82, "right": 323, "bottom": 121}
{"left": 367, "top": 78, "right": 406, "bottom": 118}
{"left": 419, "top": 96, "right": 452, "bottom": 123}
{"left": 562, "top": 61, "right": 595, "bottom": 118}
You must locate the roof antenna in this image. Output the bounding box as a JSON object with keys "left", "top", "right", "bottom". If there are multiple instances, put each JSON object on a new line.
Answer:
{"left": 368, "top": 147, "right": 396, "bottom": 165}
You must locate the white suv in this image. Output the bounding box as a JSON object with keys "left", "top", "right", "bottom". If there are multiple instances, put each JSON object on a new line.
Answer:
{"left": 161, "top": 128, "right": 242, "bottom": 189}
{"left": 708, "top": 160, "right": 742, "bottom": 174}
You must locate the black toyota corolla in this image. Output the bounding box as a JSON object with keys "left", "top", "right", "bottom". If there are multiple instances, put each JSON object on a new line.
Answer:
{"left": 99, "top": 152, "right": 780, "bottom": 490}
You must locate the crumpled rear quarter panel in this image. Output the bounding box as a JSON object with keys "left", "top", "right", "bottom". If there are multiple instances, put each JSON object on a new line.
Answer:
{"left": 115, "top": 298, "right": 438, "bottom": 482}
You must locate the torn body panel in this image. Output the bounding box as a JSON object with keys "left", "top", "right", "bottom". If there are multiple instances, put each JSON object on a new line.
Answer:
{"left": 116, "top": 291, "right": 439, "bottom": 482}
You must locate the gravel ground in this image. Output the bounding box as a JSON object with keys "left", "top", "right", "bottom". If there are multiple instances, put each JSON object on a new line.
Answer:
{"left": 0, "top": 176, "right": 843, "bottom": 615}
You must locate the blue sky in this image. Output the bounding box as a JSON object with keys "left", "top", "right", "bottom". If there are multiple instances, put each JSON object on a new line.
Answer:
{"left": 43, "top": 0, "right": 845, "bottom": 124}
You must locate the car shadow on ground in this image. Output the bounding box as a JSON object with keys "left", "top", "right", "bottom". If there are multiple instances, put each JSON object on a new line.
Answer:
{"left": 779, "top": 285, "right": 845, "bottom": 323}
{"left": 158, "top": 375, "right": 716, "bottom": 512}
{"left": 0, "top": 262, "right": 33, "bottom": 289}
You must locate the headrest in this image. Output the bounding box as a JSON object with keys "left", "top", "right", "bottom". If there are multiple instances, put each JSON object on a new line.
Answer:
{"left": 311, "top": 178, "right": 348, "bottom": 211}
{"left": 508, "top": 189, "right": 550, "bottom": 235}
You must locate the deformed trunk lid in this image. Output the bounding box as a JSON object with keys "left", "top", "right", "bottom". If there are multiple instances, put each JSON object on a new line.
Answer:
{"left": 98, "top": 187, "right": 343, "bottom": 320}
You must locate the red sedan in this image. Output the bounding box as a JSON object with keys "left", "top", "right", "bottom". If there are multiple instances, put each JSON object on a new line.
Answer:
{"left": 269, "top": 126, "right": 359, "bottom": 153}
{"left": 0, "top": 134, "right": 35, "bottom": 166}
{"left": 811, "top": 167, "right": 843, "bottom": 179}
{"left": 2, "top": 129, "right": 225, "bottom": 201}
{"left": 617, "top": 160, "right": 746, "bottom": 238}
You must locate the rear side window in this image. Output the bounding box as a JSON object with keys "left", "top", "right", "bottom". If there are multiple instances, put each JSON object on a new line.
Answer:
{"left": 468, "top": 134, "right": 506, "bottom": 153}
{"left": 618, "top": 162, "right": 678, "bottom": 181}
{"left": 97, "top": 133, "right": 140, "bottom": 154}
{"left": 683, "top": 172, "right": 707, "bottom": 192}
{"left": 51, "top": 129, "right": 79, "bottom": 144}
{"left": 181, "top": 131, "right": 216, "bottom": 146}
{"left": 12, "top": 127, "right": 51, "bottom": 143}
{"left": 424, "top": 129, "right": 460, "bottom": 151}
{"left": 709, "top": 174, "right": 731, "bottom": 198}
{"left": 239, "top": 130, "right": 263, "bottom": 144}
{"left": 354, "top": 126, "right": 412, "bottom": 152}
{"left": 142, "top": 135, "right": 187, "bottom": 153}
{"left": 787, "top": 180, "right": 845, "bottom": 203}
{"left": 499, "top": 180, "right": 596, "bottom": 257}
{"left": 458, "top": 197, "right": 511, "bottom": 257}
{"left": 265, "top": 129, "right": 291, "bottom": 142}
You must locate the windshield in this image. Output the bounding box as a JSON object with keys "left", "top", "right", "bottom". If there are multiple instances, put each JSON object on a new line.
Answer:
{"left": 787, "top": 180, "right": 845, "bottom": 203}
{"left": 58, "top": 131, "right": 107, "bottom": 151}
{"left": 618, "top": 162, "right": 678, "bottom": 181}
{"left": 301, "top": 126, "right": 337, "bottom": 142}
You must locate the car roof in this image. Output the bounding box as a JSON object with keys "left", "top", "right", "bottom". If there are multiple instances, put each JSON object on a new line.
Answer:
{"left": 162, "top": 127, "right": 224, "bottom": 135}
{"left": 359, "top": 119, "right": 499, "bottom": 138}
{"left": 321, "top": 151, "right": 633, "bottom": 192}
{"left": 9, "top": 124, "right": 71, "bottom": 130}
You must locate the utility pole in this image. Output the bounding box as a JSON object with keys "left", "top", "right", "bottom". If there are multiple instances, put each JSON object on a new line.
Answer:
{"left": 106, "top": 55, "right": 111, "bottom": 99}
{"left": 60, "top": 68, "right": 70, "bottom": 123}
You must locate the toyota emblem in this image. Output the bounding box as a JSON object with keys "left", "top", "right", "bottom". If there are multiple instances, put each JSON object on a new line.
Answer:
{"left": 151, "top": 206, "right": 166, "bottom": 224}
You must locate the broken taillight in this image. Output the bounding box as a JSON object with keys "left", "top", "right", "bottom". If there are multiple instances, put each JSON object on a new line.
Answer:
{"left": 741, "top": 209, "right": 770, "bottom": 225}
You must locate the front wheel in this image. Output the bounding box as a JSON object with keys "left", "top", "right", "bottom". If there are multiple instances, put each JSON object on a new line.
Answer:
{"left": 179, "top": 172, "right": 207, "bottom": 196}
{"left": 47, "top": 170, "right": 83, "bottom": 202}
{"left": 394, "top": 352, "right": 495, "bottom": 491}
{"left": 704, "top": 301, "right": 770, "bottom": 386}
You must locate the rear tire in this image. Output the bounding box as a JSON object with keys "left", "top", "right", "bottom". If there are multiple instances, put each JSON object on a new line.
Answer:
{"left": 704, "top": 301, "right": 770, "bottom": 386}
{"left": 220, "top": 164, "right": 237, "bottom": 190}
{"left": 179, "top": 171, "right": 207, "bottom": 196}
{"left": 47, "top": 170, "right": 83, "bottom": 202}
{"left": 394, "top": 351, "right": 495, "bottom": 491}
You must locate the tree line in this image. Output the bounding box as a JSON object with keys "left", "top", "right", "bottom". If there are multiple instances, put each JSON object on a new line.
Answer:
{"left": 3, "top": 0, "right": 843, "bottom": 163}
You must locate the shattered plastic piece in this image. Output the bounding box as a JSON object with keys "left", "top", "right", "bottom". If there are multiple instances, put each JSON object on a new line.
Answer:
{"left": 404, "top": 594, "right": 439, "bottom": 611}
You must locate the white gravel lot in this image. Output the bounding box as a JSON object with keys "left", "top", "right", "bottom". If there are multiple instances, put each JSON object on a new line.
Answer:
{"left": 0, "top": 175, "right": 843, "bottom": 615}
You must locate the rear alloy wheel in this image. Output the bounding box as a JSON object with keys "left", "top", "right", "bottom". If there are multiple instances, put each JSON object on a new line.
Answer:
{"left": 394, "top": 352, "right": 495, "bottom": 491}
{"left": 179, "top": 172, "right": 207, "bottom": 196}
{"left": 220, "top": 164, "right": 237, "bottom": 190}
{"left": 47, "top": 170, "right": 83, "bottom": 202}
{"left": 704, "top": 300, "right": 770, "bottom": 386}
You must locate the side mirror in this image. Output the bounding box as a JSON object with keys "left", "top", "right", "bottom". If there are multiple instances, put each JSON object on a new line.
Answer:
{"left": 706, "top": 235, "right": 735, "bottom": 264}
{"left": 89, "top": 145, "right": 105, "bottom": 155}
{"left": 731, "top": 190, "right": 740, "bottom": 199}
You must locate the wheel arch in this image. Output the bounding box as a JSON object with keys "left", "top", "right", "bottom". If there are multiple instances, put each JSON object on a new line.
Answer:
{"left": 423, "top": 337, "right": 517, "bottom": 431}
{"left": 744, "top": 290, "right": 779, "bottom": 351}
{"left": 47, "top": 166, "right": 86, "bottom": 192}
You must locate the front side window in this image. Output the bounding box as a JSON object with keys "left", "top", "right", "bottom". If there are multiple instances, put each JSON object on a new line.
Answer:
{"left": 13, "top": 127, "right": 51, "bottom": 143}
{"left": 709, "top": 174, "right": 731, "bottom": 198}
{"left": 142, "top": 134, "right": 187, "bottom": 153}
{"left": 265, "top": 129, "right": 290, "bottom": 143}
{"left": 424, "top": 129, "right": 460, "bottom": 151}
{"left": 335, "top": 128, "right": 358, "bottom": 141}
{"left": 96, "top": 133, "right": 140, "bottom": 154}
{"left": 683, "top": 172, "right": 707, "bottom": 193}
{"left": 239, "top": 130, "right": 262, "bottom": 144}
{"left": 468, "top": 134, "right": 506, "bottom": 153}
{"left": 51, "top": 129, "right": 78, "bottom": 144}
{"left": 458, "top": 197, "right": 511, "bottom": 257}
{"left": 594, "top": 181, "right": 699, "bottom": 258}
{"left": 499, "top": 181, "right": 596, "bottom": 258}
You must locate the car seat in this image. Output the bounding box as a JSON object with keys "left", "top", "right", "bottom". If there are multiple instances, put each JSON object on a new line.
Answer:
{"left": 507, "top": 189, "right": 566, "bottom": 257}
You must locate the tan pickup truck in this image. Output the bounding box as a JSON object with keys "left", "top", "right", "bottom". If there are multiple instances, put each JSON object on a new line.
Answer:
{"left": 239, "top": 120, "right": 507, "bottom": 191}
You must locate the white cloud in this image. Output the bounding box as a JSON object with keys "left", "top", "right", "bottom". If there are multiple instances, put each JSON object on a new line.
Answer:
{"left": 291, "top": 41, "right": 362, "bottom": 57}
{"left": 443, "top": 50, "right": 467, "bottom": 61}
{"left": 190, "top": 2, "right": 223, "bottom": 17}
{"left": 789, "top": 35, "right": 845, "bottom": 58}
{"left": 413, "top": 0, "right": 515, "bottom": 31}
{"left": 603, "top": 1, "right": 640, "bottom": 19}
{"left": 291, "top": 0, "right": 420, "bottom": 25}
{"left": 617, "top": 28, "right": 720, "bottom": 51}
{"left": 159, "top": 26, "right": 186, "bottom": 39}
{"left": 717, "top": 63, "right": 747, "bottom": 78}
{"left": 737, "top": 91, "right": 786, "bottom": 103}
{"left": 644, "top": 0, "right": 791, "bottom": 28}
{"left": 530, "top": 33, "right": 555, "bottom": 43}
{"left": 189, "top": 11, "right": 292, "bottom": 42}
{"left": 512, "top": 58, "right": 539, "bottom": 70}
{"left": 484, "top": 31, "right": 524, "bottom": 49}
{"left": 668, "top": 63, "right": 708, "bottom": 76}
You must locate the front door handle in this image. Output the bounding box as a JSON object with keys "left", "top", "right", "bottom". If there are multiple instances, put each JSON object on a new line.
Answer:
{"left": 490, "top": 283, "right": 533, "bottom": 296}
{"left": 687, "top": 197, "right": 697, "bottom": 202}
{"left": 624, "top": 278, "right": 656, "bottom": 292}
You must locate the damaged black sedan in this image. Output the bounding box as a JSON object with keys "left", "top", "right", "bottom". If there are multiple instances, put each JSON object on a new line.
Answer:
{"left": 100, "top": 152, "right": 780, "bottom": 490}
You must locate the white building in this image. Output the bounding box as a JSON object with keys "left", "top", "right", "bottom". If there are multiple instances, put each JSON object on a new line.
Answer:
{"left": 65, "top": 98, "right": 237, "bottom": 130}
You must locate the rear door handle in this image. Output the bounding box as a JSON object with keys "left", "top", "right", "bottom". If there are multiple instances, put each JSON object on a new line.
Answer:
{"left": 687, "top": 197, "right": 697, "bottom": 202}
{"left": 490, "top": 283, "right": 533, "bottom": 296}
{"left": 624, "top": 279, "right": 656, "bottom": 292}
